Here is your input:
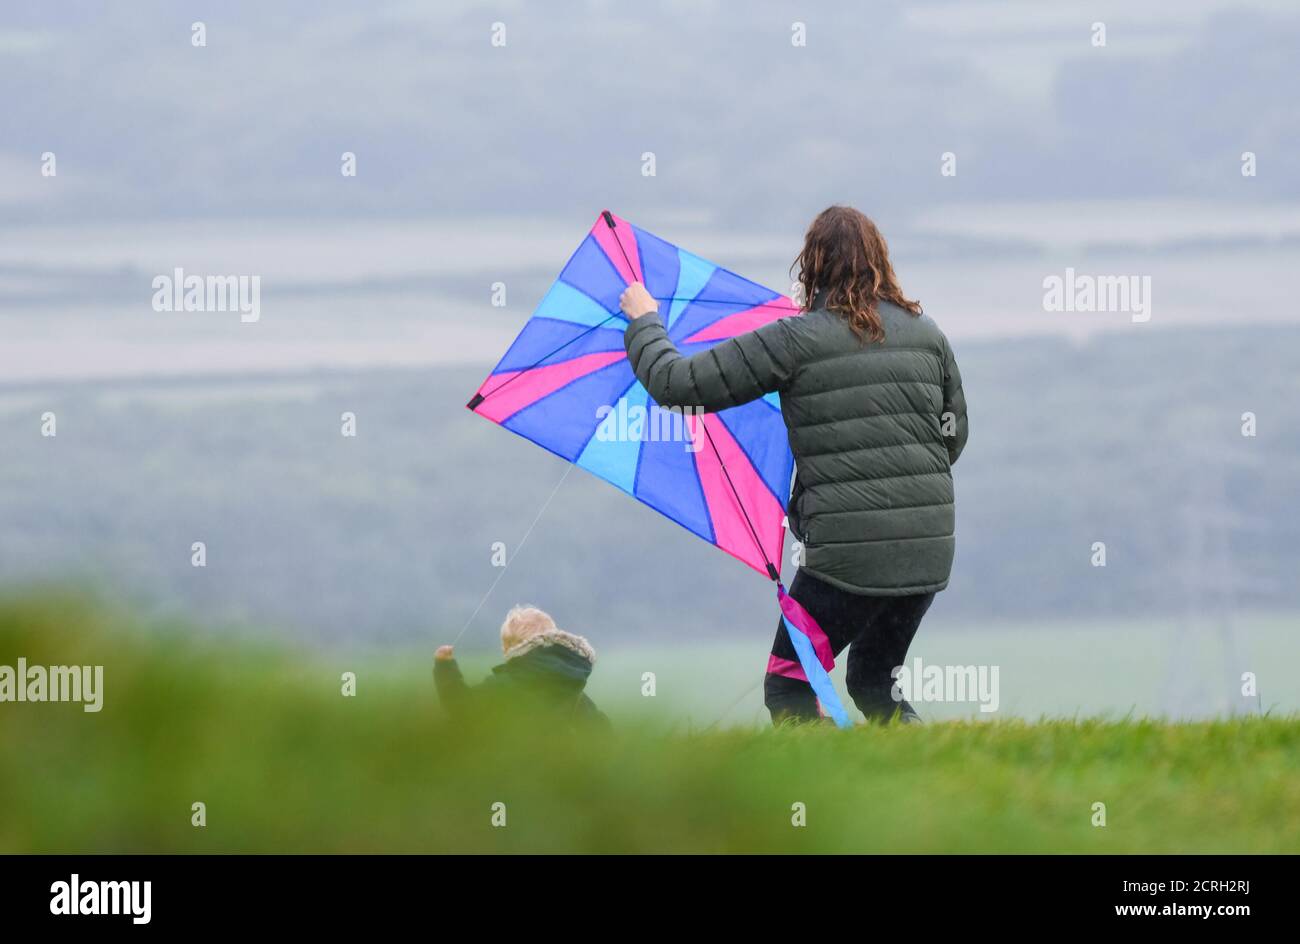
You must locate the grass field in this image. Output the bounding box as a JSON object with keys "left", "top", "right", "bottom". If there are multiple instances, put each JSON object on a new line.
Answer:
{"left": 2, "top": 593, "right": 1298, "bottom": 853}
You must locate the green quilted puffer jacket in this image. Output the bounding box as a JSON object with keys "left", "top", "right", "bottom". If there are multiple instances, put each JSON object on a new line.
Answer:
{"left": 624, "top": 297, "right": 968, "bottom": 595}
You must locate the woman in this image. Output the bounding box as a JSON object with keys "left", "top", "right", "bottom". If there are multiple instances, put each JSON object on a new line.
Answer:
{"left": 619, "top": 205, "right": 967, "bottom": 724}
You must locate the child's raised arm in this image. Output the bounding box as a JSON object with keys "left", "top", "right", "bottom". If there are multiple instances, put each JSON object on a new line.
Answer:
{"left": 432, "top": 645, "right": 472, "bottom": 717}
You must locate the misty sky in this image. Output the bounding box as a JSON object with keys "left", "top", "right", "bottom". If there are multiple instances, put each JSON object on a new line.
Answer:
{"left": 3, "top": 0, "right": 1297, "bottom": 228}
{"left": 2, "top": 0, "right": 1298, "bottom": 380}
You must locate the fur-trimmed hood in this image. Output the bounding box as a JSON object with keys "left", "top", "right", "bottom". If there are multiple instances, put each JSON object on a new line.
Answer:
{"left": 493, "top": 629, "right": 596, "bottom": 689}
{"left": 502, "top": 628, "right": 596, "bottom": 665}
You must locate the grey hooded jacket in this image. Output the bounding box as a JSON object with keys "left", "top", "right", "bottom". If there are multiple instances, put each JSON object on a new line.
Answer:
{"left": 624, "top": 297, "right": 967, "bottom": 595}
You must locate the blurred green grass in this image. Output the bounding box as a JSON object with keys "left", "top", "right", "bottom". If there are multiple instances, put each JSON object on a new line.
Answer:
{"left": 2, "top": 592, "right": 1298, "bottom": 853}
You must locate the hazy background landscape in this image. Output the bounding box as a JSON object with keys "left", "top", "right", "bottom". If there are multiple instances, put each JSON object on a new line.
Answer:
{"left": 3, "top": 0, "right": 1298, "bottom": 723}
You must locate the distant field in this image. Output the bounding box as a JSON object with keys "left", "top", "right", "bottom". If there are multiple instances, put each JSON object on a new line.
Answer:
{"left": 3, "top": 322, "right": 1299, "bottom": 650}
{"left": 3, "top": 594, "right": 1297, "bottom": 853}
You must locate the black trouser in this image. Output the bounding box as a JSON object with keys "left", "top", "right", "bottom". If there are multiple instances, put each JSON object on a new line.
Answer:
{"left": 765, "top": 569, "right": 935, "bottom": 724}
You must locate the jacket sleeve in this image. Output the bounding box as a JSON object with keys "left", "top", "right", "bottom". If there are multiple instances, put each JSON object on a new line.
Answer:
{"left": 624, "top": 312, "right": 797, "bottom": 412}
{"left": 939, "top": 334, "right": 969, "bottom": 465}
{"left": 433, "top": 658, "right": 472, "bottom": 717}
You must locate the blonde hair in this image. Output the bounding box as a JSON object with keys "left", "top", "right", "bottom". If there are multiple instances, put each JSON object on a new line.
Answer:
{"left": 499, "top": 605, "right": 557, "bottom": 655}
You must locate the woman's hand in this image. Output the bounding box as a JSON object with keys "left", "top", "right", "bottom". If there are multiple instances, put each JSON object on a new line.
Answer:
{"left": 435, "top": 645, "right": 455, "bottom": 662}
{"left": 619, "top": 282, "right": 658, "bottom": 320}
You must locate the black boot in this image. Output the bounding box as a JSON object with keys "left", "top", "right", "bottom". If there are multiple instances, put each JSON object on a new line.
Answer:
{"left": 764, "top": 672, "right": 824, "bottom": 724}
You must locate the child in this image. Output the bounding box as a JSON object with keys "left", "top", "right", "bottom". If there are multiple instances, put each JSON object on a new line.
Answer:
{"left": 433, "top": 605, "right": 608, "bottom": 728}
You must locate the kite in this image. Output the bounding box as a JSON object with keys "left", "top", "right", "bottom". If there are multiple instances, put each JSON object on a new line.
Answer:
{"left": 467, "top": 211, "right": 850, "bottom": 726}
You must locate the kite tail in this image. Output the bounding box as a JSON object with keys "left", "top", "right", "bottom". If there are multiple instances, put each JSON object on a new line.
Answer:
{"left": 777, "top": 584, "right": 851, "bottom": 728}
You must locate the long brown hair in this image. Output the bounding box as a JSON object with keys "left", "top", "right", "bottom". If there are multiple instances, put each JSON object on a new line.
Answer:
{"left": 792, "top": 206, "right": 921, "bottom": 343}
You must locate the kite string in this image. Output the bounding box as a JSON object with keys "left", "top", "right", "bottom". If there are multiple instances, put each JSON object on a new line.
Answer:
{"left": 451, "top": 464, "right": 574, "bottom": 645}
{"left": 701, "top": 675, "right": 765, "bottom": 732}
